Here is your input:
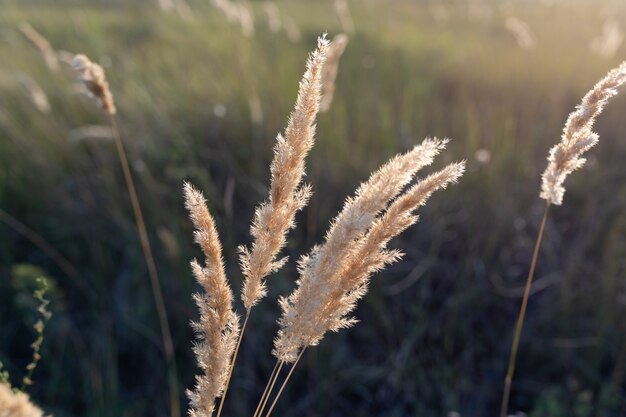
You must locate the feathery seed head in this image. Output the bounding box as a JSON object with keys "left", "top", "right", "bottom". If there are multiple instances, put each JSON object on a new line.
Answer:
{"left": 240, "top": 35, "right": 329, "bottom": 311}
{"left": 540, "top": 61, "right": 626, "bottom": 205}
{"left": 71, "top": 54, "right": 116, "bottom": 115}
{"left": 184, "top": 182, "right": 240, "bottom": 417}
{"left": 184, "top": 182, "right": 226, "bottom": 269}
{"left": 273, "top": 142, "right": 465, "bottom": 363}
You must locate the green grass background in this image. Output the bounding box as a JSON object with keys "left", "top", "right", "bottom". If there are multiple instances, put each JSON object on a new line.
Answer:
{"left": 1, "top": 0, "right": 626, "bottom": 416}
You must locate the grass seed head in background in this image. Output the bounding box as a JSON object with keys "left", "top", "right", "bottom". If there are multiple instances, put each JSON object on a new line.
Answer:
{"left": 540, "top": 61, "right": 626, "bottom": 205}
{"left": 239, "top": 35, "right": 329, "bottom": 311}
{"left": 70, "top": 49, "right": 180, "bottom": 417}
{"left": 184, "top": 183, "right": 240, "bottom": 417}
{"left": 273, "top": 140, "right": 465, "bottom": 363}
{"left": 320, "top": 33, "right": 349, "bottom": 113}
{"left": 0, "top": 383, "right": 43, "bottom": 417}
{"left": 18, "top": 22, "right": 59, "bottom": 72}
{"left": 16, "top": 75, "right": 51, "bottom": 114}
{"left": 71, "top": 54, "right": 117, "bottom": 115}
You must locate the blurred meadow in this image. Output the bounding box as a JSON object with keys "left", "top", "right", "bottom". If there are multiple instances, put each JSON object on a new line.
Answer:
{"left": 1, "top": 0, "right": 626, "bottom": 416}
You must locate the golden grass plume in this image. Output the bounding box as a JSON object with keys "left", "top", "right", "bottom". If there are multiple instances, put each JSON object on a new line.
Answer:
{"left": 273, "top": 140, "right": 465, "bottom": 363}
{"left": 184, "top": 183, "right": 240, "bottom": 417}
{"left": 239, "top": 35, "right": 330, "bottom": 311}
{"left": 540, "top": 61, "right": 626, "bottom": 205}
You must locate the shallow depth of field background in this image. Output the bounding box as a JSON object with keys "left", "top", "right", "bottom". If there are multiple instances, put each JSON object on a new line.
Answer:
{"left": 1, "top": 0, "right": 626, "bottom": 416}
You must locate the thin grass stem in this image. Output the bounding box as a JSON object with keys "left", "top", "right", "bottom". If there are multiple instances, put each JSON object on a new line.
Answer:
{"left": 216, "top": 310, "right": 251, "bottom": 417}
{"left": 108, "top": 114, "right": 180, "bottom": 417}
{"left": 252, "top": 360, "right": 280, "bottom": 417}
{"left": 264, "top": 347, "right": 307, "bottom": 417}
{"left": 500, "top": 202, "right": 550, "bottom": 417}
{"left": 255, "top": 360, "right": 284, "bottom": 417}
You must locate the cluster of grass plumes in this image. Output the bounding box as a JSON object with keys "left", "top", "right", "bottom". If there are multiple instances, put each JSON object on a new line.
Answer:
{"left": 184, "top": 35, "right": 330, "bottom": 417}
{"left": 5, "top": 3, "right": 626, "bottom": 416}
{"left": 273, "top": 139, "right": 462, "bottom": 363}
{"left": 184, "top": 35, "right": 465, "bottom": 417}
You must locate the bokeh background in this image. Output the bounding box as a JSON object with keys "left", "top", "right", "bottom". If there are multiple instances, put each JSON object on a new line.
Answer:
{"left": 1, "top": 0, "right": 626, "bottom": 416}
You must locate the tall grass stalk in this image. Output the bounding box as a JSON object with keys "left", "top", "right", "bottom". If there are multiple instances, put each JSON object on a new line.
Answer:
{"left": 499, "top": 202, "right": 549, "bottom": 417}
{"left": 500, "top": 61, "right": 626, "bottom": 417}
{"left": 70, "top": 53, "right": 181, "bottom": 417}
{"left": 109, "top": 114, "right": 181, "bottom": 417}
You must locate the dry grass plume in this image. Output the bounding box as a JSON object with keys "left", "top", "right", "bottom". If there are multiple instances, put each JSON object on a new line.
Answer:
{"left": 184, "top": 183, "right": 240, "bottom": 417}
{"left": 500, "top": 61, "right": 626, "bottom": 417}
{"left": 240, "top": 35, "right": 330, "bottom": 311}
{"left": 540, "top": 61, "right": 626, "bottom": 205}
{"left": 71, "top": 54, "right": 116, "bottom": 115}
{"left": 273, "top": 141, "right": 465, "bottom": 363}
